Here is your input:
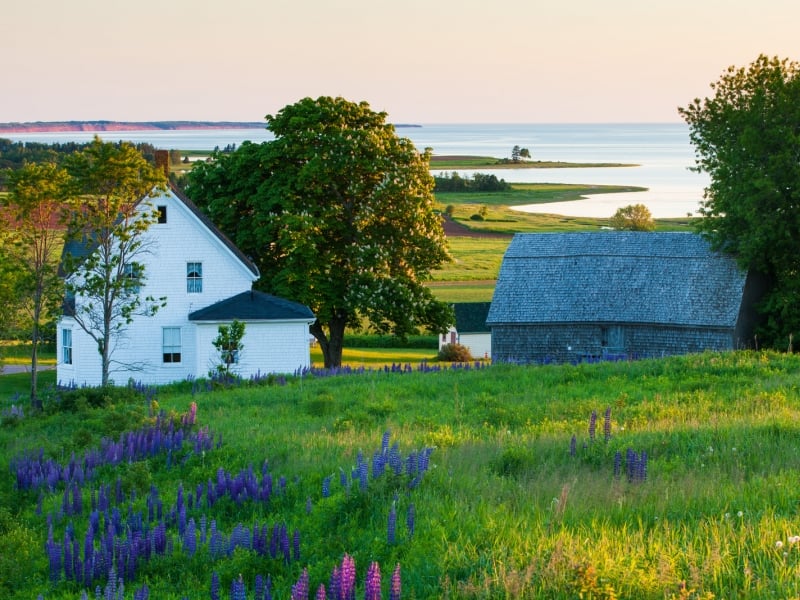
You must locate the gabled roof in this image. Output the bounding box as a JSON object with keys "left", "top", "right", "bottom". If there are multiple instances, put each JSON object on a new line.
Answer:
{"left": 169, "top": 185, "right": 259, "bottom": 278}
{"left": 59, "top": 184, "right": 260, "bottom": 279}
{"left": 487, "top": 232, "right": 747, "bottom": 328}
{"left": 453, "top": 302, "right": 491, "bottom": 333}
{"left": 189, "top": 290, "right": 315, "bottom": 322}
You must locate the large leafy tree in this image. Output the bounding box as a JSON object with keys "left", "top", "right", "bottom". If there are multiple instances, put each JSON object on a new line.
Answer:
{"left": 2, "top": 163, "right": 71, "bottom": 407}
{"left": 63, "top": 137, "right": 167, "bottom": 386}
{"left": 679, "top": 55, "right": 800, "bottom": 347}
{"left": 188, "top": 96, "right": 453, "bottom": 367}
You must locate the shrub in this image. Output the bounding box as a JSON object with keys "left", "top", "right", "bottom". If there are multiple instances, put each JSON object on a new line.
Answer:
{"left": 437, "top": 343, "right": 473, "bottom": 362}
{"left": 469, "top": 214, "right": 484, "bottom": 221}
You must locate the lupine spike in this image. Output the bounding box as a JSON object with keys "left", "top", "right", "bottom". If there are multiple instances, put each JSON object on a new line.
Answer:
{"left": 388, "top": 503, "right": 397, "bottom": 544}
{"left": 588, "top": 410, "right": 597, "bottom": 442}
{"left": 365, "top": 562, "right": 381, "bottom": 600}
{"left": 603, "top": 407, "right": 612, "bottom": 442}
{"left": 389, "top": 564, "right": 401, "bottom": 600}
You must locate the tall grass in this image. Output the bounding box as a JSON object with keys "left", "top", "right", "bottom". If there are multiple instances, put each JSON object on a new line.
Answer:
{"left": 3, "top": 352, "right": 800, "bottom": 598}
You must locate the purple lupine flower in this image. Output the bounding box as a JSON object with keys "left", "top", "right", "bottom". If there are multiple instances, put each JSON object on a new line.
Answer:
{"left": 291, "top": 568, "right": 309, "bottom": 600}
{"left": 322, "top": 475, "right": 332, "bottom": 498}
{"left": 638, "top": 451, "right": 648, "bottom": 482}
{"left": 388, "top": 444, "right": 402, "bottom": 475}
{"left": 381, "top": 430, "right": 391, "bottom": 455}
{"left": 358, "top": 459, "right": 369, "bottom": 492}
{"left": 603, "top": 407, "right": 612, "bottom": 442}
{"left": 210, "top": 571, "right": 220, "bottom": 600}
{"left": 340, "top": 554, "right": 357, "bottom": 600}
{"left": 306, "top": 496, "right": 313, "bottom": 514}
{"left": 134, "top": 584, "right": 149, "bottom": 600}
{"left": 280, "top": 524, "right": 291, "bottom": 564}
{"left": 329, "top": 566, "right": 341, "bottom": 600}
{"left": 293, "top": 528, "right": 301, "bottom": 561}
{"left": 588, "top": 410, "right": 597, "bottom": 442}
{"left": 184, "top": 518, "right": 197, "bottom": 556}
{"left": 389, "top": 564, "right": 401, "bottom": 600}
{"left": 365, "top": 562, "right": 381, "bottom": 600}
{"left": 626, "top": 448, "right": 636, "bottom": 482}
{"left": 231, "top": 574, "right": 246, "bottom": 600}
{"left": 406, "top": 504, "right": 415, "bottom": 537}
{"left": 613, "top": 451, "right": 622, "bottom": 479}
{"left": 255, "top": 574, "right": 265, "bottom": 599}
{"left": 388, "top": 503, "right": 397, "bottom": 545}
{"left": 569, "top": 435, "right": 577, "bottom": 457}
{"left": 315, "top": 584, "right": 327, "bottom": 600}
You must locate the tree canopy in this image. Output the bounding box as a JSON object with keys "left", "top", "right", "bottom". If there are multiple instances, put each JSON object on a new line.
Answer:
{"left": 610, "top": 203, "right": 655, "bottom": 231}
{"left": 2, "top": 162, "right": 71, "bottom": 406}
{"left": 187, "top": 96, "right": 453, "bottom": 367}
{"left": 679, "top": 55, "right": 800, "bottom": 347}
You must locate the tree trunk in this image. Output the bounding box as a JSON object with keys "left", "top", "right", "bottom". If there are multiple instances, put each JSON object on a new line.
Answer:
{"left": 30, "top": 296, "right": 42, "bottom": 410}
{"left": 310, "top": 315, "right": 347, "bottom": 368}
{"left": 30, "top": 325, "right": 40, "bottom": 411}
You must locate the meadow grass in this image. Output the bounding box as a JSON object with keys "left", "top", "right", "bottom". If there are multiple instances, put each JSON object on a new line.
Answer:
{"left": 3, "top": 351, "right": 800, "bottom": 598}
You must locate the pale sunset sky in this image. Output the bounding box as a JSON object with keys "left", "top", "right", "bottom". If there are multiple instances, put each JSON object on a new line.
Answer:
{"left": 2, "top": 0, "right": 798, "bottom": 124}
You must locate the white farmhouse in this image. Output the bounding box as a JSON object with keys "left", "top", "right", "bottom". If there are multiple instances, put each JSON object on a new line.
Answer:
{"left": 56, "top": 169, "right": 315, "bottom": 387}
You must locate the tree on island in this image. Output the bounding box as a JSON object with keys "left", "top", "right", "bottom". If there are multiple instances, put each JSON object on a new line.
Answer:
{"left": 511, "top": 145, "right": 531, "bottom": 162}
{"left": 187, "top": 96, "right": 453, "bottom": 368}
{"left": 610, "top": 203, "right": 655, "bottom": 232}
{"left": 62, "top": 138, "right": 168, "bottom": 386}
{"left": 679, "top": 54, "right": 800, "bottom": 348}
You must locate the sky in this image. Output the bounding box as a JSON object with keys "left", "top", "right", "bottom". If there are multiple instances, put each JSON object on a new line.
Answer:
{"left": 2, "top": 0, "right": 798, "bottom": 124}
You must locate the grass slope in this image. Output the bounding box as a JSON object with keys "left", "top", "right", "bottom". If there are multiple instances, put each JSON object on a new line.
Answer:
{"left": 3, "top": 352, "right": 800, "bottom": 598}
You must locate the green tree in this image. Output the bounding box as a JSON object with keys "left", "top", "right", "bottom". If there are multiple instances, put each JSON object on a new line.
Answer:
{"left": 211, "top": 319, "right": 246, "bottom": 378}
{"left": 2, "top": 163, "right": 71, "bottom": 407}
{"left": 188, "top": 96, "right": 453, "bottom": 368}
{"left": 511, "top": 145, "right": 521, "bottom": 162}
{"left": 610, "top": 203, "right": 655, "bottom": 231}
{"left": 519, "top": 147, "right": 531, "bottom": 160}
{"left": 62, "top": 137, "right": 167, "bottom": 386}
{"left": 678, "top": 55, "right": 800, "bottom": 347}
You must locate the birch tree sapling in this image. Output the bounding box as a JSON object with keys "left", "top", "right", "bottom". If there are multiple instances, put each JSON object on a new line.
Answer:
{"left": 62, "top": 137, "right": 167, "bottom": 386}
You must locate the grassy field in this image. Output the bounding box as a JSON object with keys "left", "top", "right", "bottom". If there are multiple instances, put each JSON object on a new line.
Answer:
{"left": 3, "top": 351, "right": 800, "bottom": 598}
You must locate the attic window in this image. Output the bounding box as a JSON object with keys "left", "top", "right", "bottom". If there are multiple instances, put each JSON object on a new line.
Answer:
{"left": 157, "top": 205, "right": 167, "bottom": 224}
{"left": 187, "top": 262, "right": 202, "bottom": 293}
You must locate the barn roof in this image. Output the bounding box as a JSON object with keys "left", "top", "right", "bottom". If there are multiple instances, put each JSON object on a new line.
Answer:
{"left": 189, "top": 290, "right": 315, "bottom": 322}
{"left": 486, "top": 232, "right": 747, "bottom": 328}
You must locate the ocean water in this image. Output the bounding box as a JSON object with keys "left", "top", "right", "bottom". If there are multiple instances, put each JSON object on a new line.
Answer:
{"left": 4, "top": 123, "right": 705, "bottom": 218}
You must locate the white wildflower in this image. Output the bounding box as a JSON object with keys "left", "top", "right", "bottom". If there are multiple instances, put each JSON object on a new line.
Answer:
{"left": 776, "top": 540, "right": 784, "bottom": 549}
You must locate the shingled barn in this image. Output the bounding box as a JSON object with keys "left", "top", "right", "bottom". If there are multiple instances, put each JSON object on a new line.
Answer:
{"left": 486, "top": 232, "right": 762, "bottom": 364}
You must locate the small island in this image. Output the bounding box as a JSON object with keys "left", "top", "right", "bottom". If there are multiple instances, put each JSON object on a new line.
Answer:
{"left": 429, "top": 155, "right": 637, "bottom": 169}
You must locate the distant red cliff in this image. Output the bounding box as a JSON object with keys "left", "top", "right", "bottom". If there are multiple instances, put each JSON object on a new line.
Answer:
{"left": 0, "top": 121, "right": 266, "bottom": 133}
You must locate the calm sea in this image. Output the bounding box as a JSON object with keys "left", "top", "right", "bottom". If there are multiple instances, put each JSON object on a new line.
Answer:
{"left": 4, "top": 123, "right": 706, "bottom": 218}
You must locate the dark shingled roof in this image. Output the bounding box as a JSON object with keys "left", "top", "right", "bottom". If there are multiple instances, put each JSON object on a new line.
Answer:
{"left": 487, "top": 232, "right": 747, "bottom": 328}
{"left": 189, "top": 290, "right": 315, "bottom": 322}
{"left": 453, "top": 302, "right": 491, "bottom": 333}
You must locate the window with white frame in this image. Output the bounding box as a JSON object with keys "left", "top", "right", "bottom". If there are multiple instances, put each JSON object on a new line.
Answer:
{"left": 122, "top": 263, "right": 141, "bottom": 293}
{"left": 162, "top": 327, "right": 181, "bottom": 363}
{"left": 62, "top": 329, "right": 72, "bottom": 365}
{"left": 187, "top": 262, "right": 203, "bottom": 293}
